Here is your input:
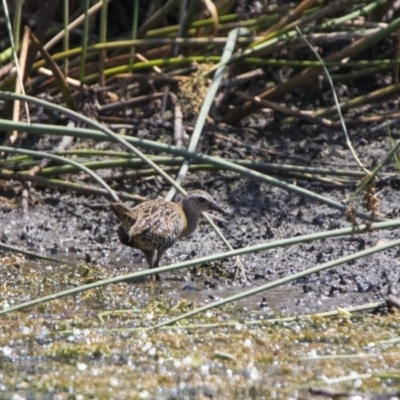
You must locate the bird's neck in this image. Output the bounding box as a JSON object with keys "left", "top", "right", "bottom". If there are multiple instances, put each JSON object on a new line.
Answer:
{"left": 180, "top": 200, "right": 200, "bottom": 237}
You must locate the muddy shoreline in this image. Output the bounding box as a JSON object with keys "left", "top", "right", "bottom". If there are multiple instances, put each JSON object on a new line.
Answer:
{"left": 1, "top": 123, "right": 399, "bottom": 314}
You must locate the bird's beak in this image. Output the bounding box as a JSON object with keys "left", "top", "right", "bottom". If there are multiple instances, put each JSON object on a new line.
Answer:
{"left": 209, "top": 201, "right": 227, "bottom": 214}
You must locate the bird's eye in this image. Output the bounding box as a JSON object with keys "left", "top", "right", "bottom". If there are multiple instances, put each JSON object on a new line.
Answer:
{"left": 198, "top": 197, "right": 206, "bottom": 203}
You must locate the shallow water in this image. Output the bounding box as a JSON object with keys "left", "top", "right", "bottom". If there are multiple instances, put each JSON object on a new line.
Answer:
{"left": 0, "top": 252, "right": 398, "bottom": 399}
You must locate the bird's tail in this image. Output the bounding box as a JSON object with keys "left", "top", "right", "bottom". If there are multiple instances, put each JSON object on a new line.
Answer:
{"left": 110, "top": 202, "right": 136, "bottom": 231}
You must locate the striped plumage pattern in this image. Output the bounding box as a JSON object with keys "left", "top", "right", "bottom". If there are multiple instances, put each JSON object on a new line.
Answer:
{"left": 111, "top": 190, "right": 225, "bottom": 281}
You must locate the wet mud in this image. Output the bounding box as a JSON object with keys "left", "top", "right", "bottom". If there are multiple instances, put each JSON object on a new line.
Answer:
{"left": 1, "top": 123, "right": 399, "bottom": 314}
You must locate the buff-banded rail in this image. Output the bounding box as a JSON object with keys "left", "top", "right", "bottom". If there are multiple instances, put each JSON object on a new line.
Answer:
{"left": 111, "top": 190, "right": 226, "bottom": 281}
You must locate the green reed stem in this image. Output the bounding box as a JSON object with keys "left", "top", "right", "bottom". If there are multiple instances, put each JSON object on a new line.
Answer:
{"left": 0, "top": 146, "right": 119, "bottom": 201}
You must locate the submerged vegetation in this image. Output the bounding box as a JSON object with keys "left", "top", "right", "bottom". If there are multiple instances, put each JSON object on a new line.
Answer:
{"left": 0, "top": 256, "right": 400, "bottom": 398}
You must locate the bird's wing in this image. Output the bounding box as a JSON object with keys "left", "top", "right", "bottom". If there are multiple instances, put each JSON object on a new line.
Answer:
{"left": 128, "top": 202, "right": 184, "bottom": 241}
{"left": 111, "top": 200, "right": 183, "bottom": 238}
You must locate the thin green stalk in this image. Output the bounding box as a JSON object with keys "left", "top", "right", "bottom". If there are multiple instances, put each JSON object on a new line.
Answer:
{"left": 12, "top": 0, "right": 22, "bottom": 51}
{"left": 319, "top": 373, "right": 372, "bottom": 384}
{"left": 315, "top": 84, "right": 400, "bottom": 118}
{"left": 129, "top": 0, "right": 139, "bottom": 68}
{"left": 0, "top": 170, "right": 144, "bottom": 202}
{"left": 44, "top": 154, "right": 388, "bottom": 178}
{"left": 0, "top": 242, "right": 74, "bottom": 265}
{"left": 144, "top": 12, "right": 273, "bottom": 38}
{"left": 31, "top": 38, "right": 256, "bottom": 69}
{"left": 99, "top": 0, "right": 108, "bottom": 86}
{"left": 0, "top": 146, "right": 119, "bottom": 202}
{"left": 349, "top": 130, "right": 400, "bottom": 202}
{"left": 17, "top": 158, "right": 190, "bottom": 176}
{"left": 138, "top": 0, "right": 179, "bottom": 36}
{"left": 83, "top": 56, "right": 222, "bottom": 83}
{"left": 63, "top": 0, "right": 69, "bottom": 75}
{"left": 104, "top": 301, "right": 384, "bottom": 332}
{"left": 0, "top": 218, "right": 399, "bottom": 316}
{"left": 23, "top": 157, "right": 368, "bottom": 180}
{"left": 300, "top": 353, "right": 379, "bottom": 361}
{"left": 154, "top": 237, "right": 400, "bottom": 329}
{"left": 245, "top": 57, "right": 400, "bottom": 68}
{"left": 178, "top": 0, "right": 195, "bottom": 49}
{"left": 43, "top": 0, "right": 104, "bottom": 52}
{"left": 321, "top": 0, "right": 384, "bottom": 28}
{"left": 387, "top": 117, "right": 400, "bottom": 171}
{"left": 0, "top": 150, "right": 366, "bottom": 178}
{"left": 329, "top": 64, "right": 394, "bottom": 82}
{"left": 2, "top": 151, "right": 370, "bottom": 181}
{"left": 1, "top": 0, "right": 27, "bottom": 119}
{"left": 79, "top": 0, "right": 90, "bottom": 84}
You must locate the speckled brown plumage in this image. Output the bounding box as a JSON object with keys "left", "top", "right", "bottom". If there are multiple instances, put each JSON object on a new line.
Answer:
{"left": 111, "top": 190, "right": 225, "bottom": 281}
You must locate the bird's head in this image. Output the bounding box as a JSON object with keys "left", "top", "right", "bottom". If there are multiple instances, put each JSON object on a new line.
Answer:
{"left": 184, "top": 190, "right": 226, "bottom": 214}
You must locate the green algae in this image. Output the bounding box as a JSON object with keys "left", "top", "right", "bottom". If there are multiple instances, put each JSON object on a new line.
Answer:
{"left": 0, "top": 255, "right": 399, "bottom": 399}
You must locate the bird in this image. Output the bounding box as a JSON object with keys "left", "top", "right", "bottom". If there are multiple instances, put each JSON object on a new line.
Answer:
{"left": 111, "top": 190, "right": 226, "bottom": 281}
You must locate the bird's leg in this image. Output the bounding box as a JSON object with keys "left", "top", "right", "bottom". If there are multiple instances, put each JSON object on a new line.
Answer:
{"left": 141, "top": 250, "right": 156, "bottom": 280}
{"left": 142, "top": 250, "right": 160, "bottom": 281}
{"left": 151, "top": 250, "right": 165, "bottom": 281}
{"left": 142, "top": 249, "right": 154, "bottom": 267}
